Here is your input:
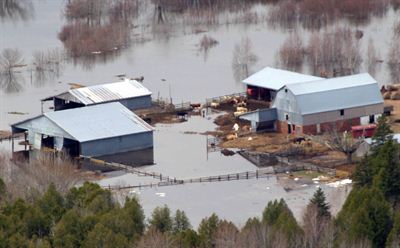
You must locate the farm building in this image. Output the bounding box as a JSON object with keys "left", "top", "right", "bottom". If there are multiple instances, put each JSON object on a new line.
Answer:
{"left": 42, "top": 78, "right": 152, "bottom": 111}
{"left": 242, "top": 67, "right": 323, "bottom": 101}
{"left": 11, "top": 102, "right": 154, "bottom": 166}
{"left": 240, "top": 72, "right": 384, "bottom": 135}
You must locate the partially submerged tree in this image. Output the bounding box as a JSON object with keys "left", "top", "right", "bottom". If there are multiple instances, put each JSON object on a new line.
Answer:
{"left": 232, "top": 37, "right": 258, "bottom": 82}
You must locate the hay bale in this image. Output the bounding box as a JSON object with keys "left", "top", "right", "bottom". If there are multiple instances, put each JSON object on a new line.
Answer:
{"left": 387, "top": 85, "right": 400, "bottom": 91}
{"left": 391, "top": 91, "right": 400, "bottom": 100}
{"left": 383, "top": 91, "right": 392, "bottom": 99}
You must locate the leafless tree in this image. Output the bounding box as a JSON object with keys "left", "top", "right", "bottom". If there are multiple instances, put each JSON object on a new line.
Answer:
{"left": 214, "top": 220, "right": 239, "bottom": 248}
{"left": 137, "top": 227, "right": 175, "bottom": 248}
{"left": 0, "top": 0, "right": 33, "bottom": 21}
{"left": 237, "top": 221, "right": 270, "bottom": 248}
{"left": 278, "top": 32, "right": 305, "bottom": 71}
{"left": 310, "top": 129, "right": 363, "bottom": 164}
{"left": 303, "top": 203, "right": 333, "bottom": 248}
{"left": 0, "top": 152, "right": 84, "bottom": 201}
{"left": 0, "top": 48, "right": 24, "bottom": 93}
{"left": 232, "top": 37, "right": 258, "bottom": 82}
{"left": 366, "top": 38, "right": 379, "bottom": 76}
{"left": 0, "top": 48, "right": 24, "bottom": 77}
{"left": 388, "top": 20, "right": 400, "bottom": 83}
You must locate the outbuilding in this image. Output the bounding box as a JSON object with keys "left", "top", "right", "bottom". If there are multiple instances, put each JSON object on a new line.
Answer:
{"left": 42, "top": 78, "right": 152, "bottom": 111}
{"left": 242, "top": 67, "right": 323, "bottom": 101}
{"left": 240, "top": 71, "right": 384, "bottom": 135}
{"left": 11, "top": 102, "right": 154, "bottom": 165}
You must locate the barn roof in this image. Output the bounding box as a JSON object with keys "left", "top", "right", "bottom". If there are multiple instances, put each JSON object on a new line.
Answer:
{"left": 43, "top": 78, "right": 152, "bottom": 105}
{"left": 242, "top": 67, "right": 323, "bottom": 91}
{"left": 69, "top": 78, "right": 152, "bottom": 105}
{"left": 13, "top": 102, "right": 153, "bottom": 142}
{"left": 285, "top": 73, "right": 383, "bottom": 115}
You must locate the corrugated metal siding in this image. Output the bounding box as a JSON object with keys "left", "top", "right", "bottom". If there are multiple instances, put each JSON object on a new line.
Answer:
{"left": 120, "top": 95, "right": 152, "bottom": 110}
{"left": 80, "top": 132, "right": 153, "bottom": 157}
{"left": 273, "top": 88, "right": 303, "bottom": 125}
{"left": 242, "top": 67, "right": 322, "bottom": 90}
{"left": 69, "top": 79, "right": 152, "bottom": 105}
{"left": 239, "top": 108, "right": 277, "bottom": 122}
{"left": 295, "top": 84, "right": 383, "bottom": 115}
{"left": 12, "top": 116, "right": 76, "bottom": 142}
{"left": 44, "top": 102, "right": 153, "bottom": 142}
{"left": 302, "top": 103, "right": 384, "bottom": 126}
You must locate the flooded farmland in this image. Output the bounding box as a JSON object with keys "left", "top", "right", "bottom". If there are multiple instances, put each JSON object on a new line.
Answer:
{"left": 0, "top": 0, "right": 396, "bottom": 227}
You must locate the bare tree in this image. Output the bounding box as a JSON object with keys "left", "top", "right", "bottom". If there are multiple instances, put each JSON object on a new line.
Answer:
{"left": 0, "top": 48, "right": 24, "bottom": 77}
{"left": 214, "top": 221, "right": 239, "bottom": 248}
{"left": 278, "top": 32, "right": 305, "bottom": 71}
{"left": 0, "top": 0, "right": 33, "bottom": 21}
{"left": 232, "top": 37, "right": 258, "bottom": 82}
{"left": 302, "top": 203, "right": 333, "bottom": 248}
{"left": 137, "top": 227, "right": 175, "bottom": 248}
{"left": 310, "top": 129, "right": 363, "bottom": 164}
{"left": 366, "top": 38, "right": 379, "bottom": 76}
{"left": 237, "top": 221, "right": 270, "bottom": 248}
{"left": 0, "top": 152, "right": 84, "bottom": 201}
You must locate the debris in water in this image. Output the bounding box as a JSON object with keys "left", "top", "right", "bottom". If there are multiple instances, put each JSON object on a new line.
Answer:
{"left": 155, "top": 192, "right": 166, "bottom": 197}
{"left": 327, "top": 179, "right": 352, "bottom": 188}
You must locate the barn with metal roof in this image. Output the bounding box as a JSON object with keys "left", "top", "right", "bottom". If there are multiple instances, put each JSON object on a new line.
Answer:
{"left": 11, "top": 102, "right": 154, "bottom": 164}
{"left": 242, "top": 67, "right": 323, "bottom": 101}
{"left": 240, "top": 72, "right": 384, "bottom": 135}
{"left": 42, "top": 78, "right": 152, "bottom": 111}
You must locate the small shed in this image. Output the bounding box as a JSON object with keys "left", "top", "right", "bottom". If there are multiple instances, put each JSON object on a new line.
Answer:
{"left": 42, "top": 78, "right": 152, "bottom": 111}
{"left": 11, "top": 102, "right": 154, "bottom": 162}
{"left": 242, "top": 67, "right": 323, "bottom": 101}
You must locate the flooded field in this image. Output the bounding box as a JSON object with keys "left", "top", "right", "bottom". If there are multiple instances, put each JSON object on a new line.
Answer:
{"left": 0, "top": 0, "right": 393, "bottom": 227}
{"left": 1, "top": 0, "right": 399, "bottom": 130}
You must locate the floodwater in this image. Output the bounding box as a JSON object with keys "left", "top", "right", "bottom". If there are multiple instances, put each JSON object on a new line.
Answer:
{"left": 0, "top": 0, "right": 393, "bottom": 226}
{"left": 1, "top": 0, "right": 398, "bottom": 130}
{"left": 98, "top": 115, "right": 351, "bottom": 227}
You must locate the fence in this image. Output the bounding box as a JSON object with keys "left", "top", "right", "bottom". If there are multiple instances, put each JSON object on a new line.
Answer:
{"left": 103, "top": 169, "right": 275, "bottom": 190}
{"left": 205, "top": 92, "right": 246, "bottom": 106}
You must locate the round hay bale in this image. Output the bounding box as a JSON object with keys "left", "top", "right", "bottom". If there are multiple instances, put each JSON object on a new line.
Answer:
{"left": 391, "top": 91, "right": 400, "bottom": 100}
{"left": 387, "top": 85, "right": 400, "bottom": 91}
{"left": 383, "top": 91, "right": 392, "bottom": 99}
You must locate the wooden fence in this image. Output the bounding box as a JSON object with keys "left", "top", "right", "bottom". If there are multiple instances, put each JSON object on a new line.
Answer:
{"left": 205, "top": 92, "right": 247, "bottom": 106}
{"left": 103, "top": 169, "right": 275, "bottom": 191}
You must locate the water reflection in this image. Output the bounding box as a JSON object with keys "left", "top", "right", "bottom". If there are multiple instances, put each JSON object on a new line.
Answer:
{"left": 0, "top": 0, "right": 34, "bottom": 22}
{"left": 0, "top": 72, "right": 23, "bottom": 93}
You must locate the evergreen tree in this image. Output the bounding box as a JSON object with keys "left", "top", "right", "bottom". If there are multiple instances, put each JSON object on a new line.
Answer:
{"left": 310, "top": 188, "right": 330, "bottom": 217}
{"left": 198, "top": 213, "right": 220, "bottom": 248}
{"left": 262, "top": 199, "right": 303, "bottom": 248}
{"left": 173, "top": 209, "right": 191, "bottom": 234}
{"left": 0, "top": 178, "right": 5, "bottom": 203}
{"left": 337, "top": 187, "right": 391, "bottom": 247}
{"left": 372, "top": 115, "right": 393, "bottom": 149}
{"left": 387, "top": 211, "right": 400, "bottom": 247}
{"left": 149, "top": 205, "right": 173, "bottom": 233}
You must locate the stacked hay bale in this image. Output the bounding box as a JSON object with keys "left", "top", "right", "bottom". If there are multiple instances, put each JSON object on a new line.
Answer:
{"left": 382, "top": 84, "right": 400, "bottom": 100}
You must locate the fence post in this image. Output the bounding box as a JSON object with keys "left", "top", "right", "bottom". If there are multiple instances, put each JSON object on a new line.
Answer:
{"left": 246, "top": 172, "right": 249, "bottom": 179}
{"left": 256, "top": 170, "right": 258, "bottom": 179}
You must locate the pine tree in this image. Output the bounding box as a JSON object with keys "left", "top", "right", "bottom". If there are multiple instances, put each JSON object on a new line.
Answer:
{"left": 310, "top": 188, "right": 330, "bottom": 217}
{"left": 173, "top": 209, "right": 191, "bottom": 234}
{"left": 149, "top": 205, "right": 173, "bottom": 233}
{"left": 372, "top": 115, "right": 393, "bottom": 149}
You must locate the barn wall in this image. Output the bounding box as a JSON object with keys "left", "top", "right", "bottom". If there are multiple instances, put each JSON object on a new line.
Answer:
{"left": 302, "top": 103, "right": 383, "bottom": 126}
{"left": 121, "top": 95, "right": 152, "bottom": 110}
{"left": 273, "top": 88, "right": 303, "bottom": 125}
{"left": 80, "top": 131, "right": 153, "bottom": 157}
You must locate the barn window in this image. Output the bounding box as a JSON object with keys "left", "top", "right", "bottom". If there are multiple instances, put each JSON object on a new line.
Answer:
{"left": 285, "top": 114, "right": 289, "bottom": 120}
{"left": 340, "top": 109, "right": 344, "bottom": 116}
{"left": 285, "top": 89, "right": 288, "bottom": 93}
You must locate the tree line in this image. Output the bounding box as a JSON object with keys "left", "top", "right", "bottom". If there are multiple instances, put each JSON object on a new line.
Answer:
{"left": 0, "top": 118, "right": 399, "bottom": 247}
